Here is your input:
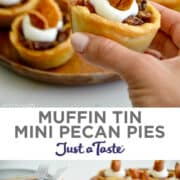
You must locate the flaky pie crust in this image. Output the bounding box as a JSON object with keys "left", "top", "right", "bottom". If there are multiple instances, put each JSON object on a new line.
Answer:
{"left": 10, "top": 15, "right": 74, "bottom": 70}
{"left": 71, "top": 3, "right": 161, "bottom": 52}
{"left": 0, "top": 0, "right": 39, "bottom": 27}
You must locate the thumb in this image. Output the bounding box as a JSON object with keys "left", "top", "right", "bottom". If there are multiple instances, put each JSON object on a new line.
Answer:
{"left": 71, "top": 32, "right": 153, "bottom": 81}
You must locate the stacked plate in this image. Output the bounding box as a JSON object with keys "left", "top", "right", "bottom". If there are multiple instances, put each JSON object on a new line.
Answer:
{"left": 0, "top": 169, "right": 36, "bottom": 180}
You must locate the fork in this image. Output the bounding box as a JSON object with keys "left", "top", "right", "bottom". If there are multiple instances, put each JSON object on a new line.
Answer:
{"left": 35, "top": 165, "right": 49, "bottom": 180}
{"left": 52, "top": 167, "right": 67, "bottom": 180}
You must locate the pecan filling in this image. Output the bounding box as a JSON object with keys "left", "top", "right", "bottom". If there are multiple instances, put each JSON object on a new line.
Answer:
{"left": 75, "top": 0, "right": 96, "bottom": 13}
{"left": 123, "top": 0, "right": 151, "bottom": 25}
{"left": 19, "top": 15, "right": 71, "bottom": 51}
{"left": 0, "top": 0, "right": 27, "bottom": 8}
{"left": 76, "top": 0, "right": 152, "bottom": 25}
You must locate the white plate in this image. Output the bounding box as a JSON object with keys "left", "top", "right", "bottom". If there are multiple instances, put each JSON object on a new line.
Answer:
{"left": 0, "top": 169, "right": 36, "bottom": 180}
{"left": 0, "top": 169, "right": 53, "bottom": 180}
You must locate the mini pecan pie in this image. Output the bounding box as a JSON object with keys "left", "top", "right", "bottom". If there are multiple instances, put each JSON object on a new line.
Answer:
{"left": 92, "top": 161, "right": 180, "bottom": 180}
{"left": 71, "top": 0, "right": 160, "bottom": 52}
{"left": 10, "top": 0, "right": 74, "bottom": 70}
{"left": 0, "top": 0, "right": 39, "bottom": 27}
{"left": 151, "top": 0, "right": 180, "bottom": 11}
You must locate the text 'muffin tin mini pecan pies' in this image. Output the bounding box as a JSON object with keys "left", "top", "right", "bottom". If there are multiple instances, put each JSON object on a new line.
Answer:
{"left": 10, "top": 0, "right": 74, "bottom": 70}
{"left": 0, "top": 0, "right": 39, "bottom": 27}
{"left": 91, "top": 160, "right": 180, "bottom": 180}
{"left": 151, "top": 0, "right": 180, "bottom": 11}
{"left": 71, "top": 0, "right": 161, "bottom": 52}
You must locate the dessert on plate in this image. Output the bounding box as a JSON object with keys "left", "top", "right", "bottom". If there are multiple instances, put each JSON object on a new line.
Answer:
{"left": 91, "top": 160, "right": 180, "bottom": 180}
{"left": 151, "top": 0, "right": 180, "bottom": 11}
{"left": 10, "top": 0, "right": 74, "bottom": 69}
{"left": 0, "top": 0, "right": 39, "bottom": 27}
{"left": 71, "top": 0, "right": 161, "bottom": 52}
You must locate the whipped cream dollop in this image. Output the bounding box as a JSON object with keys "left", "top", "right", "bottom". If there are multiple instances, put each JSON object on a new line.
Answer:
{"left": 149, "top": 168, "right": 169, "bottom": 178}
{"left": 89, "top": 0, "right": 139, "bottom": 22}
{"left": 0, "top": 0, "right": 22, "bottom": 6}
{"left": 104, "top": 168, "right": 126, "bottom": 177}
{"left": 22, "top": 15, "right": 63, "bottom": 42}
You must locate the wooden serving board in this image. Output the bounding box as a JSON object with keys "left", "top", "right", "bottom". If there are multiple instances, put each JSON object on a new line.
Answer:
{"left": 0, "top": 29, "right": 119, "bottom": 85}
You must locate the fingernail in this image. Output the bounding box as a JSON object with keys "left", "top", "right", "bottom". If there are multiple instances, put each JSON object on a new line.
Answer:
{"left": 71, "top": 32, "right": 89, "bottom": 53}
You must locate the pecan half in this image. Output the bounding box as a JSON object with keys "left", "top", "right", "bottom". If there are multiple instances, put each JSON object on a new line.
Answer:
{"left": 111, "top": 160, "right": 121, "bottom": 172}
{"left": 109, "top": 0, "right": 134, "bottom": 10}
{"left": 128, "top": 169, "right": 142, "bottom": 179}
{"left": 153, "top": 160, "right": 165, "bottom": 172}
{"left": 175, "top": 162, "right": 180, "bottom": 178}
{"left": 140, "top": 171, "right": 149, "bottom": 180}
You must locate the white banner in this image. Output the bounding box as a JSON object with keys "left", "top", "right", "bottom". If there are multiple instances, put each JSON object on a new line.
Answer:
{"left": 0, "top": 108, "right": 179, "bottom": 160}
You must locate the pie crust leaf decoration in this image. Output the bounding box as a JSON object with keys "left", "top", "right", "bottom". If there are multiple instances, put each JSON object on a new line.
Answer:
{"left": 28, "top": 11, "right": 48, "bottom": 29}
{"left": 109, "top": 0, "right": 134, "bottom": 10}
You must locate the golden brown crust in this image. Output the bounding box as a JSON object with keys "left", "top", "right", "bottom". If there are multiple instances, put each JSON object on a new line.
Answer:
{"left": 152, "top": 0, "right": 180, "bottom": 11}
{"left": 10, "top": 15, "right": 74, "bottom": 70}
{"left": 93, "top": 169, "right": 124, "bottom": 180}
{"left": 92, "top": 169, "right": 174, "bottom": 180}
{"left": 0, "top": 0, "right": 39, "bottom": 27}
{"left": 71, "top": 2, "right": 161, "bottom": 52}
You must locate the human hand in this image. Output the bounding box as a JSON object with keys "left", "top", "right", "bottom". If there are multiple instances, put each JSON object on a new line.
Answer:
{"left": 149, "top": 2, "right": 180, "bottom": 58}
{"left": 71, "top": 3, "right": 180, "bottom": 107}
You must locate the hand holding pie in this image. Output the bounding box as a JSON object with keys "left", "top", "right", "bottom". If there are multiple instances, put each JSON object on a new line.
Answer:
{"left": 71, "top": 0, "right": 161, "bottom": 52}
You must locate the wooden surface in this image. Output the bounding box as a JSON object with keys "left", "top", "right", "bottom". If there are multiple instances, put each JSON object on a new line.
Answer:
{"left": 0, "top": 29, "right": 119, "bottom": 85}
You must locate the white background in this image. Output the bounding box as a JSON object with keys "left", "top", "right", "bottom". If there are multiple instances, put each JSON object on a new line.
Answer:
{"left": 0, "top": 108, "right": 180, "bottom": 160}
{"left": 0, "top": 66, "right": 131, "bottom": 107}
